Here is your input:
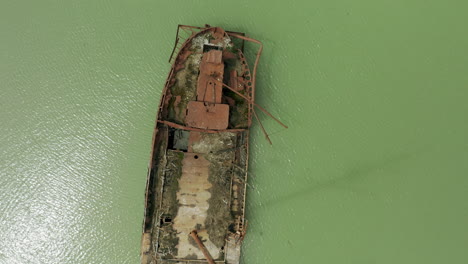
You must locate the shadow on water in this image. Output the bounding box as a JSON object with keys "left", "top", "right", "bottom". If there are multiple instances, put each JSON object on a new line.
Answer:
{"left": 253, "top": 147, "right": 431, "bottom": 210}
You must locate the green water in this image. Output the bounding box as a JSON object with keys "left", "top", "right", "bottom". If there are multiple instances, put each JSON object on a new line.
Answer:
{"left": 1, "top": 1, "right": 468, "bottom": 263}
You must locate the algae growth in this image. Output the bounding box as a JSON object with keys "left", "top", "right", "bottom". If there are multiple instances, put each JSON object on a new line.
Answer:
{"left": 157, "top": 150, "right": 184, "bottom": 258}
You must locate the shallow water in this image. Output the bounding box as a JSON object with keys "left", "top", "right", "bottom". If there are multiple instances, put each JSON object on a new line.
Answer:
{"left": 1, "top": 1, "right": 468, "bottom": 263}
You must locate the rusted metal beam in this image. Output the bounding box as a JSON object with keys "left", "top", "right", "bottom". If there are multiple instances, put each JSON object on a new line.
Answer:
{"left": 212, "top": 79, "right": 288, "bottom": 129}
{"left": 157, "top": 120, "right": 246, "bottom": 133}
{"left": 179, "top": 24, "right": 207, "bottom": 30}
{"left": 253, "top": 110, "right": 272, "bottom": 145}
{"left": 168, "top": 25, "right": 181, "bottom": 62}
{"left": 189, "top": 230, "right": 216, "bottom": 264}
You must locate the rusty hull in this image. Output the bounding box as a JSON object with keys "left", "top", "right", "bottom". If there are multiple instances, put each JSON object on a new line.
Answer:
{"left": 141, "top": 25, "right": 262, "bottom": 264}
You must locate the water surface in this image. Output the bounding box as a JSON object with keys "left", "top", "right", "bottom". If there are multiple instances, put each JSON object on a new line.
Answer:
{"left": 1, "top": 1, "right": 468, "bottom": 263}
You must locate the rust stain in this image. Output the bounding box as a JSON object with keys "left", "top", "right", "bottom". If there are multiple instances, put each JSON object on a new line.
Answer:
{"left": 186, "top": 47, "right": 230, "bottom": 130}
{"left": 186, "top": 101, "right": 229, "bottom": 130}
{"left": 197, "top": 50, "right": 224, "bottom": 104}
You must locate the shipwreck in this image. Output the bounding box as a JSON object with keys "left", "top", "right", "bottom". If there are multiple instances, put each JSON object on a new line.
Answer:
{"left": 140, "top": 25, "right": 286, "bottom": 264}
